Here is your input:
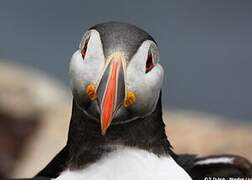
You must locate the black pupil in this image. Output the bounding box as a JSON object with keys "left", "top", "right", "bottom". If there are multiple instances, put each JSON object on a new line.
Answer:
{"left": 146, "top": 53, "right": 154, "bottom": 73}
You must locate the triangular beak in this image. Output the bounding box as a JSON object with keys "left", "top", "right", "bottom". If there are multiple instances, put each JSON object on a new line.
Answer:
{"left": 96, "top": 53, "right": 126, "bottom": 135}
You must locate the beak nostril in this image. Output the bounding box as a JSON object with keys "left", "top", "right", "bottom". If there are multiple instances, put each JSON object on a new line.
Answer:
{"left": 123, "top": 91, "right": 136, "bottom": 108}
{"left": 86, "top": 84, "right": 97, "bottom": 101}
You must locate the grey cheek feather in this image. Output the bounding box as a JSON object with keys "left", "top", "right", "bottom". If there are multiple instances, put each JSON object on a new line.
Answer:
{"left": 69, "top": 30, "right": 105, "bottom": 111}
{"left": 69, "top": 51, "right": 103, "bottom": 120}
{"left": 128, "top": 66, "right": 163, "bottom": 115}
{"left": 124, "top": 40, "right": 164, "bottom": 118}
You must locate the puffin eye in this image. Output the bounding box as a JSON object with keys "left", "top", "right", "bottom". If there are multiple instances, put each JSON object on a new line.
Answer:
{"left": 81, "top": 38, "right": 89, "bottom": 60}
{"left": 145, "top": 51, "right": 155, "bottom": 73}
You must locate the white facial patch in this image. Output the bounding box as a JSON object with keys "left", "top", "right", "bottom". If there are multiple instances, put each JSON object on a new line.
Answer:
{"left": 126, "top": 40, "right": 164, "bottom": 117}
{"left": 69, "top": 29, "right": 105, "bottom": 98}
{"left": 56, "top": 147, "right": 192, "bottom": 180}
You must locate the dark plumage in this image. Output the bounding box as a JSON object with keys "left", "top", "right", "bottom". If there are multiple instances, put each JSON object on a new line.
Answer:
{"left": 37, "top": 94, "right": 175, "bottom": 177}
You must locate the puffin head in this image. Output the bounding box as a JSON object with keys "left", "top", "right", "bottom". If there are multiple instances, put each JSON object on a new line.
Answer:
{"left": 69, "top": 22, "right": 164, "bottom": 135}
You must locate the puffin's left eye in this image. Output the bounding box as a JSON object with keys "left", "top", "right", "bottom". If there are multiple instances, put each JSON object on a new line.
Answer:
{"left": 81, "top": 39, "right": 89, "bottom": 60}
{"left": 145, "top": 51, "right": 155, "bottom": 73}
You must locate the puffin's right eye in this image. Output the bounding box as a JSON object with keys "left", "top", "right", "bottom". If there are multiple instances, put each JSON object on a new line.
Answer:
{"left": 145, "top": 51, "right": 155, "bottom": 73}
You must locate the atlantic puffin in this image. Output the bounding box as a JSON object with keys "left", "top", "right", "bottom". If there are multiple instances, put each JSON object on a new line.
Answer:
{"left": 8, "top": 22, "right": 252, "bottom": 180}
{"left": 54, "top": 21, "right": 191, "bottom": 180}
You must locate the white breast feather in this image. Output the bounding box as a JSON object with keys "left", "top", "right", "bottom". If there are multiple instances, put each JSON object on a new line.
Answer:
{"left": 56, "top": 147, "right": 192, "bottom": 180}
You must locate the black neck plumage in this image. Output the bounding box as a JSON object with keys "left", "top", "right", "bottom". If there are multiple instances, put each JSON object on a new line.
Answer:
{"left": 66, "top": 92, "right": 175, "bottom": 169}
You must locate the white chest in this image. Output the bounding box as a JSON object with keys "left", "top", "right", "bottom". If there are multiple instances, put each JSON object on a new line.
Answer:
{"left": 56, "top": 147, "right": 192, "bottom": 180}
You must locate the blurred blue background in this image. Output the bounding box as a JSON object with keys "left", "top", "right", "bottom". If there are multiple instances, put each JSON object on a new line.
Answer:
{"left": 0, "top": 0, "right": 252, "bottom": 121}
